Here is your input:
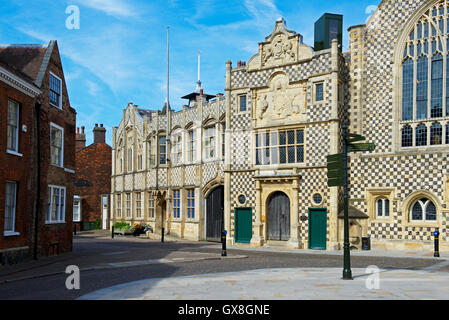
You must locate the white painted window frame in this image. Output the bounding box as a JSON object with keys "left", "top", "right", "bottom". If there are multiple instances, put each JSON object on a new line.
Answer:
{"left": 4, "top": 181, "right": 19, "bottom": 236}
{"left": 50, "top": 122, "right": 64, "bottom": 167}
{"left": 73, "top": 196, "right": 82, "bottom": 222}
{"left": 46, "top": 185, "right": 66, "bottom": 224}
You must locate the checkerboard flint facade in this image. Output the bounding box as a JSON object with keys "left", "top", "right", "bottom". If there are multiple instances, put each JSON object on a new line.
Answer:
{"left": 111, "top": 1, "right": 449, "bottom": 251}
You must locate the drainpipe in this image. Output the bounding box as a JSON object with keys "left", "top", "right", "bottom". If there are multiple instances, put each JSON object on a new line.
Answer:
{"left": 33, "top": 100, "right": 41, "bottom": 260}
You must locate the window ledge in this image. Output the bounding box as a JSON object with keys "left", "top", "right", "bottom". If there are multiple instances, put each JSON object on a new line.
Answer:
{"left": 3, "top": 231, "right": 20, "bottom": 237}
{"left": 6, "top": 150, "right": 23, "bottom": 157}
{"left": 45, "top": 221, "right": 66, "bottom": 225}
{"left": 372, "top": 218, "right": 394, "bottom": 223}
{"left": 64, "top": 168, "right": 75, "bottom": 174}
{"left": 405, "top": 221, "right": 439, "bottom": 228}
{"left": 49, "top": 102, "right": 62, "bottom": 110}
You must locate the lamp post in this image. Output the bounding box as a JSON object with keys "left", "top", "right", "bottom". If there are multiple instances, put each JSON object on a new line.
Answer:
{"left": 342, "top": 123, "right": 352, "bottom": 280}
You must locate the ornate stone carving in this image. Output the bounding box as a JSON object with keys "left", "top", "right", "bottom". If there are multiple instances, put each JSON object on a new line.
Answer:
{"left": 254, "top": 73, "right": 306, "bottom": 126}
{"left": 262, "top": 33, "right": 296, "bottom": 66}
{"left": 247, "top": 18, "right": 313, "bottom": 71}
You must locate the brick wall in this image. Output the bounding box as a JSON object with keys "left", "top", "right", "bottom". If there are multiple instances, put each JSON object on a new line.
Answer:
{"left": 36, "top": 43, "right": 76, "bottom": 256}
{"left": 75, "top": 142, "right": 112, "bottom": 226}
{"left": 0, "top": 80, "right": 37, "bottom": 258}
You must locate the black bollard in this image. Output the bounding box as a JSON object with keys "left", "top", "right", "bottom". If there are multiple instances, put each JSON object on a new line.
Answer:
{"left": 111, "top": 226, "right": 114, "bottom": 239}
{"left": 73, "top": 224, "right": 77, "bottom": 235}
{"left": 221, "top": 230, "right": 227, "bottom": 257}
{"left": 434, "top": 228, "right": 440, "bottom": 258}
{"left": 161, "top": 227, "right": 165, "bottom": 243}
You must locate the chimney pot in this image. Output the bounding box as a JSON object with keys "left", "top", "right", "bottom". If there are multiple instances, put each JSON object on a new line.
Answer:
{"left": 100, "top": 124, "right": 103, "bottom": 127}
{"left": 81, "top": 126, "right": 85, "bottom": 133}
{"left": 77, "top": 127, "right": 79, "bottom": 134}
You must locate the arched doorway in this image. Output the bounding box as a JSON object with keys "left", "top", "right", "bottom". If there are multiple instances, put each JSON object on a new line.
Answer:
{"left": 267, "top": 191, "right": 290, "bottom": 241}
{"left": 206, "top": 186, "right": 224, "bottom": 242}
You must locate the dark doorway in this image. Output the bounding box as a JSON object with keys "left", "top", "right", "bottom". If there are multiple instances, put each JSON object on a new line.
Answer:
{"left": 267, "top": 191, "right": 290, "bottom": 241}
{"left": 206, "top": 186, "right": 224, "bottom": 242}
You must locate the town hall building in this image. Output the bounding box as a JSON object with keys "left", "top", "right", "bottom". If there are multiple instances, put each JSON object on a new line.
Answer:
{"left": 110, "top": 0, "right": 449, "bottom": 252}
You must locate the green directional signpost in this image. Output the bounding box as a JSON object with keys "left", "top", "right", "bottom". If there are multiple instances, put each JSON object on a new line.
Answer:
{"left": 327, "top": 123, "right": 376, "bottom": 280}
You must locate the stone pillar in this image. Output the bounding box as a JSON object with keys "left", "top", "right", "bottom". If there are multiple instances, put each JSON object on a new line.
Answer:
{"left": 224, "top": 60, "right": 233, "bottom": 244}
{"left": 251, "top": 180, "right": 264, "bottom": 247}
{"left": 328, "top": 38, "right": 341, "bottom": 250}
{"left": 288, "top": 178, "right": 301, "bottom": 249}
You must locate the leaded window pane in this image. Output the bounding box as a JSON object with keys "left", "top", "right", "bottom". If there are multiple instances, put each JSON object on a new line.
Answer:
{"left": 279, "top": 147, "right": 286, "bottom": 164}
{"left": 431, "top": 54, "right": 443, "bottom": 118}
{"left": 316, "top": 83, "right": 323, "bottom": 101}
{"left": 446, "top": 123, "right": 449, "bottom": 144}
{"left": 271, "top": 147, "right": 278, "bottom": 164}
{"left": 430, "top": 123, "right": 442, "bottom": 145}
{"left": 416, "top": 56, "right": 428, "bottom": 119}
{"left": 385, "top": 199, "right": 390, "bottom": 217}
{"left": 412, "top": 202, "right": 423, "bottom": 220}
{"left": 287, "top": 146, "right": 295, "bottom": 163}
{"left": 402, "top": 59, "right": 414, "bottom": 121}
{"left": 296, "top": 146, "right": 304, "bottom": 163}
{"left": 377, "top": 199, "right": 383, "bottom": 217}
{"left": 426, "top": 201, "right": 437, "bottom": 220}
{"left": 279, "top": 132, "right": 286, "bottom": 145}
{"left": 287, "top": 131, "right": 295, "bottom": 144}
{"left": 297, "top": 130, "right": 304, "bottom": 144}
{"left": 402, "top": 125, "right": 413, "bottom": 147}
{"left": 416, "top": 124, "right": 427, "bottom": 146}
{"left": 256, "top": 149, "right": 262, "bottom": 165}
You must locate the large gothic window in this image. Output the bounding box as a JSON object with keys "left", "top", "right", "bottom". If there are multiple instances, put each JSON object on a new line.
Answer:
{"left": 401, "top": 1, "right": 449, "bottom": 147}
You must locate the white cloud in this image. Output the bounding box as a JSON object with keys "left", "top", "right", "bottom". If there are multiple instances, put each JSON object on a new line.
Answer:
{"left": 86, "top": 79, "right": 101, "bottom": 96}
{"left": 73, "top": 0, "right": 139, "bottom": 18}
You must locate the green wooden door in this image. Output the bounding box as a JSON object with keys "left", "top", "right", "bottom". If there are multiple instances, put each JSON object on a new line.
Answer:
{"left": 308, "top": 208, "right": 327, "bottom": 250}
{"left": 235, "top": 208, "right": 252, "bottom": 243}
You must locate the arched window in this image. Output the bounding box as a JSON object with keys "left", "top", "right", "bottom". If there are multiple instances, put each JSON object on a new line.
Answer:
{"left": 416, "top": 124, "right": 427, "bottom": 146}
{"left": 376, "top": 198, "right": 390, "bottom": 218}
{"left": 402, "top": 125, "right": 413, "bottom": 147}
{"left": 446, "top": 123, "right": 449, "bottom": 144}
{"left": 410, "top": 198, "right": 437, "bottom": 221}
{"left": 400, "top": 1, "right": 449, "bottom": 147}
{"left": 430, "top": 122, "right": 442, "bottom": 144}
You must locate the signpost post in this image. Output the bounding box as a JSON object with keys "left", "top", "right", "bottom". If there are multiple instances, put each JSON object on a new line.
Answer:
{"left": 327, "top": 123, "right": 376, "bottom": 280}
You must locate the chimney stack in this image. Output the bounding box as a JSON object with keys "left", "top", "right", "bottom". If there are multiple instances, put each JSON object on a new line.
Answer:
{"left": 93, "top": 124, "right": 106, "bottom": 144}
{"left": 75, "top": 126, "right": 86, "bottom": 152}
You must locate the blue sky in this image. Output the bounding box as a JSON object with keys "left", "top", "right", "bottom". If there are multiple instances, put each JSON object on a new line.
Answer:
{"left": 0, "top": 0, "right": 379, "bottom": 145}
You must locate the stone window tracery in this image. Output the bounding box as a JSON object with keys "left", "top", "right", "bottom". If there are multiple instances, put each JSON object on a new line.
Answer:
{"left": 401, "top": 1, "right": 449, "bottom": 147}
{"left": 410, "top": 198, "right": 437, "bottom": 221}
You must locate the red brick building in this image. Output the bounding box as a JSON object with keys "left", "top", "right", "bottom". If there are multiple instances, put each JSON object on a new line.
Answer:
{"left": 74, "top": 124, "right": 112, "bottom": 231}
{"left": 0, "top": 41, "right": 76, "bottom": 264}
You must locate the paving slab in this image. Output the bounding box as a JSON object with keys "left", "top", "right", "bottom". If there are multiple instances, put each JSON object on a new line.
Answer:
{"left": 78, "top": 267, "right": 449, "bottom": 300}
{"left": 230, "top": 245, "right": 449, "bottom": 260}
